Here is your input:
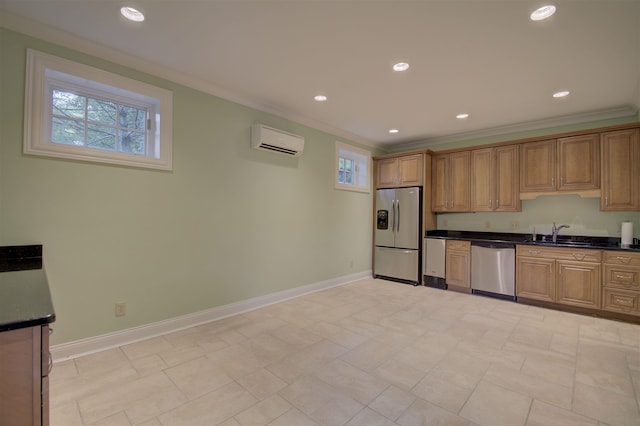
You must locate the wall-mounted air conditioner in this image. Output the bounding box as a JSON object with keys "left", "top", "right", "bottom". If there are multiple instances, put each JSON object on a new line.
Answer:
{"left": 251, "top": 124, "right": 304, "bottom": 157}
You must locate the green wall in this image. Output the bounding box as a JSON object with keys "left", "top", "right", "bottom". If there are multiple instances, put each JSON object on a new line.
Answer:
{"left": 0, "top": 29, "right": 377, "bottom": 345}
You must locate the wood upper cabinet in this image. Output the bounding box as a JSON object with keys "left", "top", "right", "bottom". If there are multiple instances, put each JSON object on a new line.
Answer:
{"left": 601, "top": 129, "right": 639, "bottom": 211}
{"left": 445, "top": 240, "right": 471, "bottom": 289}
{"left": 516, "top": 245, "right": 602, "bottom": 309}
{"left": 432, "top": 151, "right": 470, "bottom": 212}
{"left": 520, "top": 135, "right": 599, "bottom": 193}
{"left": 471, "top": 146, "right": 520, "bottom": 212}
{"left": 557, "top": 134, "right": 600, "bottom": 190}
{"left": 520, "top": 139, "right": 556, "bottom": 192}
{"left": 376, "top": 153, "right": 423, "bottom": 188}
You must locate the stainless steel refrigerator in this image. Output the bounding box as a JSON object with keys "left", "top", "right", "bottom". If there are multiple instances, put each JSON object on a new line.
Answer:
{"left": 374, "top": 187, "right": 422, "bottom": 285}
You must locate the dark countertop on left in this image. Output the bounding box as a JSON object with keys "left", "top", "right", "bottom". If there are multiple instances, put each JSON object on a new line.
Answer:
{"left": 0, "top": 245, "right": 55, "bottom": 332}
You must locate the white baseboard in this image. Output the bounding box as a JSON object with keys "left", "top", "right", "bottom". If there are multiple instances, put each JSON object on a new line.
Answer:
{"left": 51, "top": 271, "right": 372, "bottom": 362}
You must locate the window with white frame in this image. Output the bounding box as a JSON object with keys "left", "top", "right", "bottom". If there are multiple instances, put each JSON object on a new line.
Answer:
{"left": 24, "top": 49, "right": 173, "bottom": 170}
{"left": 335, "top": 141, "right": 371, "bottom": 192}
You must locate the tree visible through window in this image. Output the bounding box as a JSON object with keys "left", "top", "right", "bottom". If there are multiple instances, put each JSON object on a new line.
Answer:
{"left": 52, "top": 89, "right": 148, "bottom": 155}
{"left": 335, "top": 141, "right": 371, "bottom": 192}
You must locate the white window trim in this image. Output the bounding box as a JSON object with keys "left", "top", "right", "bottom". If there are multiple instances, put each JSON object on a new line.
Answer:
{"left": 24, "top": 49, "right": 173, "bottom": 171}
{"left": 334, "top": 141, "right": 371, "bottom": 193}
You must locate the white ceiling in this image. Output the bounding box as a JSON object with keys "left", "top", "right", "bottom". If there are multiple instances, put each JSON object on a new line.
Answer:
{"left": 1, "top": 0, "right": 639, "bottom": 150}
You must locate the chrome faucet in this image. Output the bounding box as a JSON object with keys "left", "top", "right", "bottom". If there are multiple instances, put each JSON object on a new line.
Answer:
{"left": 551, "top": 222, "right": 570, "bottom": 243}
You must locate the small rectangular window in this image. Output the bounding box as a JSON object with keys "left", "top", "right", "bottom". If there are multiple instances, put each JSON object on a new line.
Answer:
{"left": 335, "top": 141, "right": 371, "bottom": 193}
{"left": 24, "top": 49, "right": 173, "bottom": 170}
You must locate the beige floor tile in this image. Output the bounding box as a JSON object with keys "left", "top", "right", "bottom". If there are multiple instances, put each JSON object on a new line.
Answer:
{"left": 88, "top": 411, "right": 131, "bottom": 426}
{"left": 397, "top": 398, "right": 470, "bottom": 426}
{"left": 520, "top": 351, "right": 576, "bottom": 387}
{"left": 233, "top": 394, "right": 291, "bottom": 425}
{"left": 121, "top": 337, "right": 172, "bottom": 361}
{"left": 369, "top": 385, "right": 416, "bottom": 421}
{"left": 129, "top": 354, "right": 167, "bottom": 376}
{"left": 526, "top": 400, "right": 598, "bottom": 426}
{"left": 267, "top": 408, "right": 318, "bottom": 426}
{"left": 207, "top": 343, "right": 272, "bottom": 379}
{"left": 411, "top": 372, "right": 473, "bottom": 413}
{"left": 306, "top": 321, "right": 370, "bottom": 349}
{"left": 157, "top": 381, "right": 257, "bottom": 426}
{"left": 77, "top": 372, "right": 180, "bottom": 424}
{"left": 340, "top": 338, "right": 401, "bottom": 372}
{"left": 236, "top": 368, "right": 288, "bottom": 400}
{"left": 372, "top": 358, "right": 426, "bottom": 390}
{"left": 266, "top": 339, "right": 348, "bottom": 383}
{"left": 572, "top": 382, "right": 640, "bottom": 426}
{"left": 459, "top": 381, "right": 531, "bottom": 426}
{"left": 267, "top": 323, "right": 324, "bottom": 349}
{"left": 50, "top": 400, "right": 83, "bottom": 426}
{"left": 157, "top": 344, "right": 205, "bottom": 367}
{"left": 345, "top": 407, "right": 398, "bottom": 426}
{"left": 279, "top": 375, "right": 364, "bottom": 425}
{"left": 73, "top": 348, "right": 131, "bottom": 376}
{"left": 483, "top": 364, "right": 572, "bottom": 409}
{"left": 313, "top": 359, "right": 389, "bottom": 405}
{"left": 163, "top": 356, "right": 233, "bottom": 400}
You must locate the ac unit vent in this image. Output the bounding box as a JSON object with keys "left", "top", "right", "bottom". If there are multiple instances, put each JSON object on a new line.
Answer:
{"left": 251, "top": 124, "right": 304, "bottom": 157}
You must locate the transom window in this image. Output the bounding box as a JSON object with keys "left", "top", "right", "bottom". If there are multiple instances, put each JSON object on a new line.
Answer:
{"left": 335, "top": 141, "right": 371, "bottom": 193}
{"left": 24, "top": 49, "right": 173, "bottom": 170}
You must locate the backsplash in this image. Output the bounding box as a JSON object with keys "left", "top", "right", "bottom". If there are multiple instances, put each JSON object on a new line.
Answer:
{"left": 437, "top": 195, "right": 640, "bottom": 239}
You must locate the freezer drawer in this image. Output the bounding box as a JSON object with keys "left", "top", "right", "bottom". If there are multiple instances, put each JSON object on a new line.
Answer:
{"left": 374, "top": 246, "right": 420, "bottom": 283}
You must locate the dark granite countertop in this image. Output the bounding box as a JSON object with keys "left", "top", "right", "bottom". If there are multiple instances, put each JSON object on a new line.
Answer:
{"left": 0, "top": 245, "right": 55, "bottom": 332}
{"left": 425, "top": 230, "right": 640, "bottom": 252}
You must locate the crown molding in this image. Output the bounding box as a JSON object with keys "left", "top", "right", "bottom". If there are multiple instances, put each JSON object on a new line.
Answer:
{"left": 388, "top": 106, "right": 639, "bottom": 153}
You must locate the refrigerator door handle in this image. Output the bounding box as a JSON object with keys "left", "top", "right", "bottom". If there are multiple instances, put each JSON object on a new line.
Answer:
{"left": 396, "top": 200, "right": 400, "bottom": 232}
{"left": 392, "top": 200, "right": 397, "bottom": 232}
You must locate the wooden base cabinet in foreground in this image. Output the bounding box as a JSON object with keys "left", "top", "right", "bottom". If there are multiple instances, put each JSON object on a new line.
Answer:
{"left": 602, "top": 251, "right": 640, "bottom": 316}
{"left": 516, "top": 245, "right": 601, "bottom": 309}
{"left": 0, "top": 325, "right": 50, "bottom": 426}
{"left": 445, "top": 240, "right": 471, "bottom": 292}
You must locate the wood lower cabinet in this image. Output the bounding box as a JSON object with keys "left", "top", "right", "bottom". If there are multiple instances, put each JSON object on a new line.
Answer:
{"left": 376, "top": 153, "right": 423, "bottom": 188}
{"left": 446, "top": 240, "right": 471, "bottom": 291}
{"left": 516, "top": 245, "right": 602, "bottom": 309}
{"left": 471, "top": 146, "right": 520, "bottom": 212}
{"left": 602, "top": 251, "right": 640, "bottom": 316}
{"left": 0, "top": 325, "right": 50, "bottom": 426}
{"left": 601, "top": 129, "right": 639, "bottom": 211}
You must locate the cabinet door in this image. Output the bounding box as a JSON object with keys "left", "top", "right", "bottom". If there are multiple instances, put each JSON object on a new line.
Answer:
{"left": 0, "top": 327, "right": 42, "bottom": 426}
{"left": 516, "top": 256, "right": 555, "bottom": 302}
{"left": 397, "top": 154, "right": 423, "bottom": 187}
{"left": 556, "top": 261, "right": 601, "bottom": 309}
{"left": 431, "top": 155, "right": 448, "bottom": 211}
{"left": 495, "top": 145, "right": 520, "bottom": 211}
{"left": 520, "top": 139, "right": 556, "bottom": 192}
{"left": 449, "top": 151, "right": 471, "bottom": 211}
{"left": 446, "top": 241, "right": 470, "bottom": 288}
{"left": 471, "top": 148, "right": 494, "bottom": 212}
{"left": 601, "top": 129, "right": 639, "bottom": 211}
{"left": 557, "top": 134, "right": 600, "bottom": 190}
{"left": 376, "top": 158, "right": 398, "bottom": 188}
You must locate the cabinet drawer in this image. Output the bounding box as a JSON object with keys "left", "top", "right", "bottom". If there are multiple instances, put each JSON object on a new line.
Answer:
{"left": 602, "top": 288, "right": 640, "bottom": 315}
{"left": 603, "top": 251, "right": 640, "bottom": 267}
{"left": 446, "top": 240, "right": 470, "bottom": 251}
{"left": 516, "top": 245, "right": 601, "bottom": 262}
{"left": 603, "top": 265, "right": 640, "bottom": 289}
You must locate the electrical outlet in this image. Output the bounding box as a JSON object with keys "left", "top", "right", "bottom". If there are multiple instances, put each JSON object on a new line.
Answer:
{"left": 511, "top": 221, "right": 520, "bottom": 229}
{"left": 485, "top": 221, "right": 491, "bottom": 229}
{"left": 115, "top": 302, "right": 127, "bottom": 317}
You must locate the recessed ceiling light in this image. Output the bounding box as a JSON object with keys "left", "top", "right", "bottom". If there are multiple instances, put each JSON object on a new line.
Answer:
{"left": 552, "top": 90, "right": 570, "bottom": 98}
{"left": 456, "top": 113, "right": 470, "bottom": 119}
{"left": 530, "top": 5, "right": 556, "bottom": 21}
{"left": 120, "top": 6, "right": 145, "bottom": 22}
{"left": 388, "top": 129, "right": 399, "bottom": 134}
{"left": 393, "top": 62, "right": 410, "bottom": 72}
{"left": 314, "top": 95, "right": 327, "bottom": 102}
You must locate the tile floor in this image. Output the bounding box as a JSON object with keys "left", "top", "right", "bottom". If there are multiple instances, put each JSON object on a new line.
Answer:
{"left": 51, "top": 278, "right": 640, "bottom": 426}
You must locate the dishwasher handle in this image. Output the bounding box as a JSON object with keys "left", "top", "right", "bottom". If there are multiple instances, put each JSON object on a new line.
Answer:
{"left": 470, "top": 240, "right": 516, "bottom": 250}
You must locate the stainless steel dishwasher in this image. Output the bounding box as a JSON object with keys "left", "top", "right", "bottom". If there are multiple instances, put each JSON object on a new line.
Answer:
{"left": 470, "top": 241, "right": 516, "bottom": 300}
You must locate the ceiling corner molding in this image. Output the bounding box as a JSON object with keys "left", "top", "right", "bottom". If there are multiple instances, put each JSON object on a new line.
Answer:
{"left": 1, "top": 10, "right": 376, "bottom": 148}
{"left": 389, "top": 105, "right": 639, "bottom": 153}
